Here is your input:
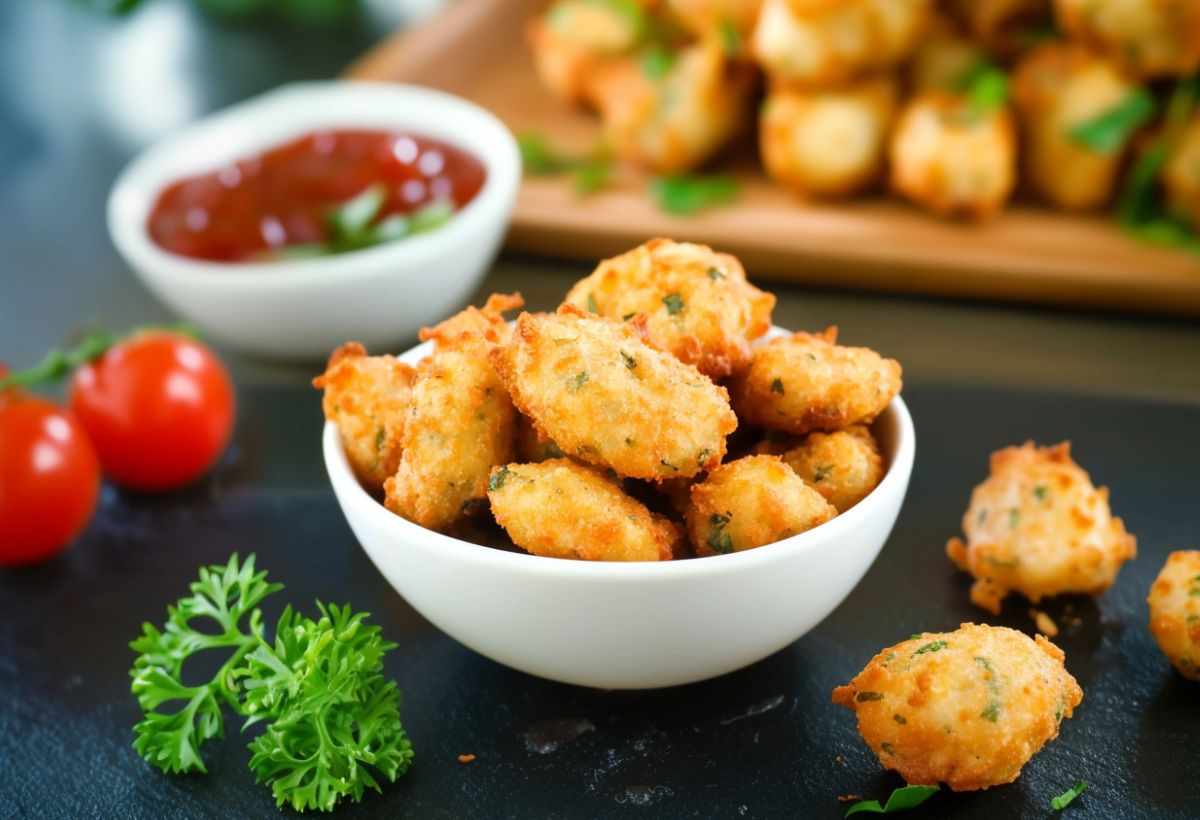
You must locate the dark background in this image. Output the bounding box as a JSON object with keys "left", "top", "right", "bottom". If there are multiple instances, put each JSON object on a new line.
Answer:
{"left": 2, "top": 2, "right": 1199, "bottom": 818}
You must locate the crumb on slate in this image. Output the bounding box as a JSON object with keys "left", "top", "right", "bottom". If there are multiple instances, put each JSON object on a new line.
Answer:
{"left": 1030, "top": 608, "right": 1059, "bottom": 637}
{"left": 458, "top": 754, "right": 476, "bottom": 764}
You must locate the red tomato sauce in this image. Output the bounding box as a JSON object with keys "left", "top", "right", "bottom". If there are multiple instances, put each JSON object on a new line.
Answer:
{"left": 147, "top": 130, "right": 486, "bottom": 262}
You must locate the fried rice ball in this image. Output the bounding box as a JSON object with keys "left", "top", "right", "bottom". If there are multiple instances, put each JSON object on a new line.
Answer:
{"left": 781, "top": 425, "right": 884, "bottom": 513}
{"left": 491, "top": 307, "right": 738, "bottom": 481}
{"left": 527, "top": 0, "right": 650, "bottom": 105}
{"left": 751, "top": 0, "right": 932, "bottom": 87}
{"left": 1164, "top": 113, "right": 1200, "bottom": 232}
{"left": 686, "top": 455, "right": 836, "bottom": 556}
{"left": 889, "top": 90, "right": 1017, "bottom": 220}
{"left": 313, "top": 342, "right": 416, "bottom": 492}
{"left": 1147, "top": 550, "right": 1200, "bottom": 681}
{"left": 832, "top": 623, "right": 1083, "bottom": 791}
{"left": 1012, "top": 43, "right": 1145, "bottom": 211}
{"left": 488, "top": 458, "right": 681, "bottom": 561}
{"left": 587, "top": 42, "right": 755, "bottom": 172}
{"left": 384, "top": 336, "right": 516, "bottom": 531}
{"left": 948, "top": 0, "right": 1052, "bottom": 57}
{"left": 759, "top": 76, "right": 898, "bottom": 199}
{"left": 1054, "top": 0, "right": 1200, "bottom": 79}
{"left": 729, "top": 327, "right": 902, "bottom": 436}
{"left": 562, "top": 238, "right": 775, "bottom": 379}
{"left": 666, "top": 0, "right": 764, "bottom": 46}
{"left": 419, "top": 292, "right": 524, "bottom": 349}
{"left": 946, "top": 441, "right": 1137, "bottom": 615}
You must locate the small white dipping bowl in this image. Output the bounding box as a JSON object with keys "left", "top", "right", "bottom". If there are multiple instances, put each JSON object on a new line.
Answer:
{"left": 108, "top": 81, "right": 520, "bottom": 359}
{"left": 324, "top": 329, "right": 915, "bottom": 689}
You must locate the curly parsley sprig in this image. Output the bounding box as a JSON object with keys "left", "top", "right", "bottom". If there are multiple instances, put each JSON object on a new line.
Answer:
{"left": 129, "top": 554, "right": 414, "bottom": 811}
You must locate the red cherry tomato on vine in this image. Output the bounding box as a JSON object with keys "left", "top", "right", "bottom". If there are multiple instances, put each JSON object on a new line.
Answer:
{"left": 69, "top": 331, "right": 235, "bottom": 491}
{"left": 0, "top": 391, "right": 101, "bottom": 565}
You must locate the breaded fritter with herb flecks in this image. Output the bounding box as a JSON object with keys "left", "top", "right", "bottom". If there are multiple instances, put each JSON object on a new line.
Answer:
{"left": 729, "top": 327, "right": 901, "bottom": 435}
{"left": 751, "top": 0, "right": 932, "bottom": 88}
{"left": 760, "top": 76, "right": 898, "bottom": 200}
{"left": 313, "top": 342, "right": 416, "bottom": 492}
{"left": 781, "top": 425, "right": 883, "bottom": 513}
{"left": 686, "top": 455, "right": 836, "bottom": 556}
{"left": 889, "top": 90, "right": 1017, "bottom": 220}
{"left": 587, "top": 42, "right": 755, "bottom": 173}
{"left": 419, "top": 292, "right": 524, "bottom": 350}
{"left": 946, "top": 441, "right": 1136, "bottom": 615}
{"left": 1147, "top": 550, "right": 1200, "bottom": 681}
{"left": 832, "top": 623, "right": 1083, "bottom": 791}
{"left": 1054, "top": 0, "right": 1200, "bottom": 79}
{"left": 1012, "top": 43, "right": 1145, "bottom": 211}
{"left": 562, "top": 239, "right": 775, "bottom": 379}
{"left": 385, "top": 335, "right": 515, "bottom": 531}
{"left": 488, "top": 459, "right": 681, "bottom": 561}
{"left": 491, "top": 307, "right": 737, "bottom": 482}
{"left": 525, "top": 0, "right": 651, "bottom": 105}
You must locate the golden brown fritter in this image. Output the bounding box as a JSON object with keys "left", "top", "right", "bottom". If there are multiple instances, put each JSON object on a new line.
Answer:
{"left": 759, "top": 76, "right": 898, "bottom": 199}
{"left": 513, "top": 412, "right": 567, "bottom": 463}
{"left": 587, "top": 42, "right": 755, "bottom": 172}
{"left": 1054, "top": 0, "right": 1200, "bottom": 79}
{"left": 751, "top": 0, "right": 932, "bottom": 87}
{"left": 526, "top": 0, "right": 650, "bottom": 105}
{"left": 1147, "top": 550, "right": 1200, "bottom": 681}
{"left": 832, "top": 623, "right": 1083, "bottom": 791}
{"left": 781, "top": 425, "right": 884, "bottom": 512}
{"left": 1012, "top": 43, "right": 1144, "bottom": 211}
{"left": 491, "top": 307, "right": 738, "bottom": 482}
{"left": 729, "top": 327, "right": 902, "bottom": 436}
{"left": 487, "top": 458, "right": 681, "bottom": 561}
{"left": 562, "top": 238, "right": 775, "bottom": 379}
{"left": 313, "top": 342, "right": 416, "bottom": 492}
{"left": 686, "top": 455, "right": 836, "bottom": 555}
{"left": 384, "top": 336, "right": 516, "bottom": 531}
{"left": 419, "top": 292, "right": 524, "bottom": 350}
{"left": 946, "top": 441, "right": 1137, "bottom": 615}
{"left": 1164, "top": 113, "right": 1200, "bottom": 232}
{"left": 890, "top": 90, "right": 1017, "bottom": 220}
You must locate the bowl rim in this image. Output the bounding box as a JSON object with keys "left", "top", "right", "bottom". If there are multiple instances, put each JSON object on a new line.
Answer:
{"left": 323, "top": 330, "right": 915, "bottom": 582}
{"left": 106, "top": 80, "right": 521, "bottom": 289}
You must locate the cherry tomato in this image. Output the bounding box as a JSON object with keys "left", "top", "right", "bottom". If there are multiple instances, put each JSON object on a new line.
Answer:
{"left": 69, "top": 331, "right": 235, "bottom": 491}
{"left": 0, "top": 391, "right": 101, "bottom": 565}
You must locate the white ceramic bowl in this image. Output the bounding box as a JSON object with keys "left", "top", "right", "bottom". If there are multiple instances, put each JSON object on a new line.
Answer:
{"left": 324, "top": 328, "right": 915, "bottom": 689}
{"left": 107, "top": 81, "right": 520, "bottom": 359}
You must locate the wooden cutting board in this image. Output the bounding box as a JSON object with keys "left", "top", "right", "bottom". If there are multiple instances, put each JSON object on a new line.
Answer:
{"left": 347, "top": 0, "right": 1200, "bottom": 315}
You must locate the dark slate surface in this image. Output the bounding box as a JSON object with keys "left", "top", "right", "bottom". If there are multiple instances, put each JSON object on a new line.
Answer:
{"left": 2, "top": 383, "right": 1197, "bottom": 820}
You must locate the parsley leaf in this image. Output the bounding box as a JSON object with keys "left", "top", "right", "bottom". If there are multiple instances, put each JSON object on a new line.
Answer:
{"left": 845, "top": 784, "right": 940, "bottom": 816}
{"left": 662, "top": 293, "right": 685, "bottom": 315}
{"left": 952, "top": 60, "right": 1009, "bottom": 121}
{"left": 1069, "top": 89, "right": 1155, "bottom": 154}
{"left": 770, "top": 378, "right": 785, "bottom": 395}
{"left": 130, "top": 555, "right": 414, "bottom": 810}
{"left": 130, "top": 553, "right": 280, "bottom": 774}
{"left": 913, "top": 640, "right": 948, "bottom": 656}
{"left": 718, "top": 19, "right": 741, "bottom": 57}
{"left": 1051, "top": 780, "right": 1088, "bottom": 811}
{"left": 650, "top": 174, "right": 739, "bottom": 215}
